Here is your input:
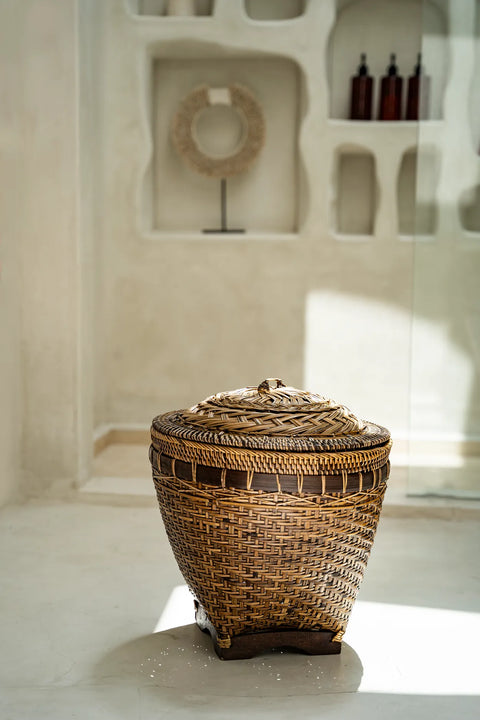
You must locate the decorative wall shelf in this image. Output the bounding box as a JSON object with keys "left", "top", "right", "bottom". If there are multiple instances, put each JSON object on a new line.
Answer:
{"left": 328, "top": 0, "right": 448, "bottom": 121}
{"left": 142, "top": 53, "right": 304, "bottom": 235}
{"left": 121, "top": 0, "right": 472, "bottom": 244}
{"left": 82, "top": 0, "right": 480, "bottom": 496}
{"left": 327, "top": 120, "right": 444, "bottom": 150}
{"left": 140, "top": 231, "right": 300, "bottom": 243}
{"left": 328, "top": 122, "right": 442, "bottom": 241}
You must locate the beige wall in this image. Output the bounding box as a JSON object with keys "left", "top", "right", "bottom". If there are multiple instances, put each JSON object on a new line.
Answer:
{"left": 0, "top": 0, "right": 90, "bottom": 504}
{"left": 1, "top": 0, "right": 479, "bottom": 505}
{"left": 20, "top": 0, "right": 81, "bottom": 494}
{"left": 97, "top": 0, "right": 416, "bottom": 434}
{"left": 0, "top": 0, "right": 22, "bottom": 505}
{"left": 95, "top": 0, "right": 479, "bottom": 450}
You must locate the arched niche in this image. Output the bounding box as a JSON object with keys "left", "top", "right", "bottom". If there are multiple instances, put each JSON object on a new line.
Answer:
{"left": 469, "top": 1, "right": 480, "bottom": 150}
{"left": 397, "top": 146, "right": 439, "bottom": 237}
{"left": 142, "top": 50, "right": 305, "bottom": 234}
{"left": 332, "top": 145, "right": 377, "bottom": 236}
{"left": 244, "top": 0, "right": 306, "bottom": 21}
{"left": 125, "top": 0, "right": 214, "bottom": 17}
{"left": 459, "top": 183, "right": 480, "bottom": 234}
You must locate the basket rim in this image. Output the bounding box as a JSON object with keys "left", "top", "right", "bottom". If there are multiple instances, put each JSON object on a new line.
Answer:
{"left": 152, "top": 410, "right": 391, "bottom": 452}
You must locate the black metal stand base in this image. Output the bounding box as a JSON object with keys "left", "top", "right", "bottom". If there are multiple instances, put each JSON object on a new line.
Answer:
{"left": 203, "top": 229, "right": 245, "bottom": 234}
{"left": 202, "top": 178, "right": 245, "bottom": 234}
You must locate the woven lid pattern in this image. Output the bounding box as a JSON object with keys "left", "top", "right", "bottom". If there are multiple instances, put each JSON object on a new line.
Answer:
{"left": 180, "top": 378, "right": 365, "bottom": 437}
{"left": 153, "top": 379, "right": 390, "bottom": 453}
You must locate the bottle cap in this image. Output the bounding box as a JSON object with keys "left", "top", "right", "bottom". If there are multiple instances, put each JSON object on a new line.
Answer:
{"left": 358, "top": 53, "right": 369, "bottom": 77}
{"left": 387, "top": 53, "right": 398, "bottom": 76}
{"left": 414, "top": 52, "right": 422, "bottom": 76}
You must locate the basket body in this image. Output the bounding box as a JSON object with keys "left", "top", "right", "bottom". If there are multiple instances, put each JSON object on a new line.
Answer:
{"left": 150, "top": 385, "right": 391, "bottom": 658}
{"left": 150, "top": 443, "right": 388, "bottom": 647}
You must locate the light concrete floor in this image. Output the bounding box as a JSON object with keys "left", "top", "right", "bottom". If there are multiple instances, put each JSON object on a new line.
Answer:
{"left": 1, "top": 493, "right": 480, "bottom": 719}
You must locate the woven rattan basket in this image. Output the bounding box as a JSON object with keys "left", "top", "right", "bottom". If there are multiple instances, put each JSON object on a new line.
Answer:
{"left": 150, "top": 378, "right": 391, "bottom": 660}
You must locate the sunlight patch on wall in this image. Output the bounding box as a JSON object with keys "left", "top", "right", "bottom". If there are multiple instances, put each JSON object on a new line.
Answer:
{"left": 304, "top": 290, "right": 473, "bottom": 440}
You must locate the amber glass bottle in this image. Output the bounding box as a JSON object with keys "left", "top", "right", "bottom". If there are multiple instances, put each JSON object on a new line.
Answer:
{"left": 350, "top": 53, "right": 373, "bottom": 120}
{"left": 378, "top": 53, "right": 403, "bottom": 120}
{"left": 406, "top": 53, "right": 430, "bottom": 120}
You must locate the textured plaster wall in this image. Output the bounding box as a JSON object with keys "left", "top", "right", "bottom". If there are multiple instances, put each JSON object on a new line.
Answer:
{"left": 1, "top": 0, "right": 479, "bottom": 505}
{"left": 18, "top": 0, "right": 82, "bottom": 495}
{"left": 95, "top": 0, "right": 479, "bottom": 451}
{"left": 97, "top": 0, "right": 415, "bottom": 435}
{"left": 0, "top": 0, "right": 22, "bottom": 505}
{"left": 0, "top": 0, "right": 87, "bottom": 504}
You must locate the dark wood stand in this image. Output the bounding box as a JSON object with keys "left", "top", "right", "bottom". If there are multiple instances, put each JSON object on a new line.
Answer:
{"left": 194, "top": 601, "right": 342, "bottom": 660}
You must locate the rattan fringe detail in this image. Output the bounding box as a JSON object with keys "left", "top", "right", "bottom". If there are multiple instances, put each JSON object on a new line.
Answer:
{"left": 150, "top": 446, "right": 389, "bottom": 495}
{"left": 151, "top": 430, "right": 392, "bottom": 476}
{"left": 152, "top": 465, "right": 387, "bottom": 647}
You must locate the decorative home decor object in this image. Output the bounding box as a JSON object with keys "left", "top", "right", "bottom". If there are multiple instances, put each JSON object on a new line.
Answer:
{"left": 378, "top": 53, "right": 403, "bottom": 120}
{"left": 350, "top": 53, "right": 373, "bottom": 120}
{"left": 149, "top": 379, "right": 391, "bottom": 660}
{"left": 406, "top": 53, "right": 430, "bottom": 120}
{"left": 171, "top": 83, "right": 265, "bottom": 232}
{"left": 172, "top": 84, "right": 265, "bottom": 178}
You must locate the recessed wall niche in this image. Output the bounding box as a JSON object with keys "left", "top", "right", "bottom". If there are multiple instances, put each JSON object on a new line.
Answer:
{"left": 144, "top": 55, "right": 302, "bottom": 235}
{"left": 397, "top": 147, "right": 439, "bottom": 236}
{"left": 125, "top": 0, "right": 214, "bottom": 16}
{"left": 470, "top": 1, "right": 480, "bottom": 150}
{"left": 244, "top": 0, "right": 306, "bottom": 21}
{"left": 459, "top": 184, "right": 480, "bottom": 233}
{"left": 333, "top": 147, "right": 376, "bottom": 236}
{"left": 328, "top": 0, "right": 447, "bottom": 120}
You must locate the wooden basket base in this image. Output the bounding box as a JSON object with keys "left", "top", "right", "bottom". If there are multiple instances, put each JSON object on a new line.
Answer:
{"left": 194, "top": 601, "right": 342, "bottom": 660}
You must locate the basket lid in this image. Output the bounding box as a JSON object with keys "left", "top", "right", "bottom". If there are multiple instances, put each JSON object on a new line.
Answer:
{"left": 152, "top": 378, "right": 390, "bottom": 452}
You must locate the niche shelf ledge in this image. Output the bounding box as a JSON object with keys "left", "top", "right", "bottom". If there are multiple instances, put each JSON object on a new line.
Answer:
{"left": 332, "top": 233, "right": 373, "bottom": 243}
{"left": 327, "top": 120, "right": 444, "bottom": 146}
{"left": 140, "top": 231, "right": 300, "bottom": 243}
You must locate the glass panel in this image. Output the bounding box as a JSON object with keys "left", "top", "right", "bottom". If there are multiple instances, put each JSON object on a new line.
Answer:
{"left": 408, "top": 0, "right": 480, "bottom": 498}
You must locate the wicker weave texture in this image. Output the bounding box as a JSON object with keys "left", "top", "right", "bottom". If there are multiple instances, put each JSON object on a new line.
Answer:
{"left": 153, "top": 412, "right": 390, "bottom": 453}
{"left": 183, "top": 384, "right": 365, "bottom": 436}
{"left": 151, "top": 431, "right": 392, "bottom": 475}
{"left": 180, "top": 407, "right": 364, "bottom": 436}
{"left": 150, "top": 446, "right": 389, "bottom": 494}
{"left": 153, "top": 466, "right": 386, "bottom": 648}
{"left": 150, "top": 381, "right": 391, "bottom": 651}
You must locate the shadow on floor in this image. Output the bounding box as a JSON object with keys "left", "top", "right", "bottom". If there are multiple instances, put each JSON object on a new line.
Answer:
{"left": 90, "top": 626, "right": 480, "bottom": 719}
{"left": 94, "top": 622, "right": 363, "bottom": 696}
